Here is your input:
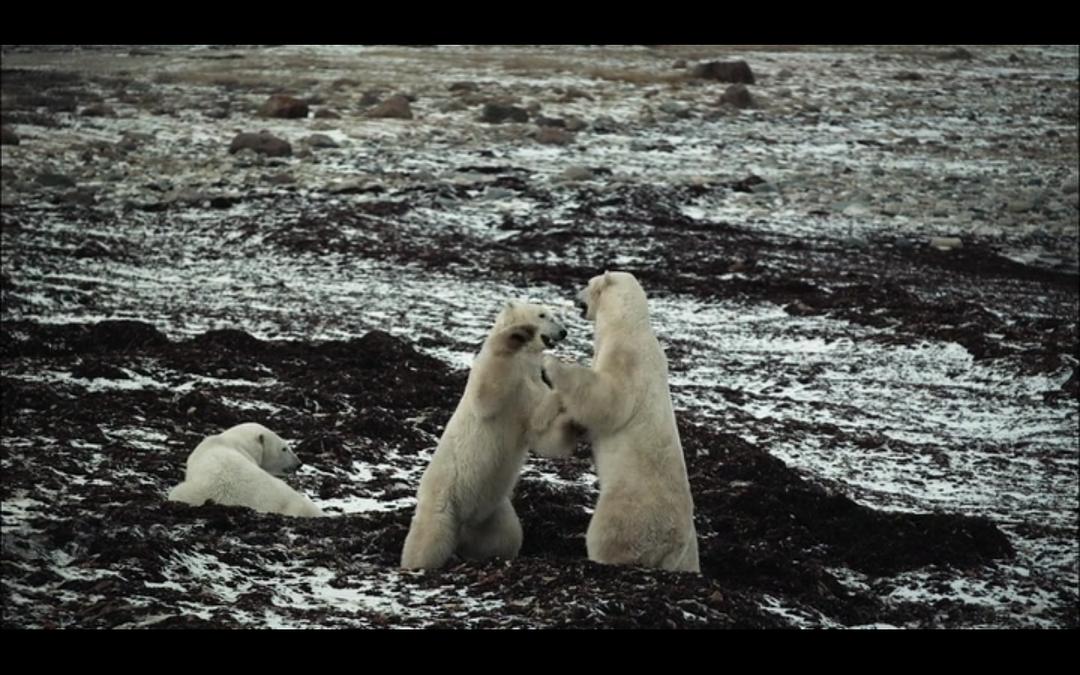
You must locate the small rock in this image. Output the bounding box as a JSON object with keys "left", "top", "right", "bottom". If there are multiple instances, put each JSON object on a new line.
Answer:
{"left": 314, "top": 108, "right": 341, "bottom": 119}
{"left": 303, "top": 134, "right": 340, "bottom": 149}
{"left": 265, "top": 173, "right": 296, "bottom": 185}
{"left": 204, "top": 106, "right": 230, "bottom": 120}
{"left": 535, "top": 116, "right": 565, "bottom": 128}
{"left": 929, "top": 237, "right": 962, "bottom": 251}
{"left": 592, "top": 115, "right": 619, "bottom": 134}
{"left": 557, "top": 166, "right": 595, "bottom": 182}
{"left": 1, "top": 126, "right": 20, "bottom": 146}
{"left": 672, "top": 59, "right": 687, "bottom": 69}
{"left": 482, "top": 187, "right": 516, "bottom": 200}
{"left": 258, "top": 94, "right": 309, "bottom": 119}
{"left": 359, "top": 90, "right": 384, "bottom": 107}
{"left": 480, "top": 103, "right": 529, "bottom": 124}
{"left": 327, "top": 179, "right": 383, "bottom": 195}
{"left": 438, "top": 99, "right": 468, "bottom": 112}
{"left": 1061, "top": 180, "right": 1078, "bottom": 195}
{"left": 1008, "top": 53, "right": 1022, "bottom": 63}
{"left": 535, "top": 127, "right": 573, "bottom": 146}
{"left": 564, "top": 116, "right": 588, "bottom": 132}
{"left": 895, "top": 71, "right": 925, "bottom": 81}
{"left": 229, "top": 132, "right": 292, "bottom": 157}
{"left": 368, "top": 94, "right": 413, "bottom": 119}
{"left": 80, "top": 103, "right": 117, "bottom": 117}
{"left": 690, "top": 60, "right": 755, "bottom": 84}
{"left": 719, "top": 84, "right": 755, "bottom": 109}
{"left": 939, "top": 47, "right": 975, "bottom": 60}
{"left": 559, "top": 87, "right": 593, "bottom": 102}
{"left": 658, "top": 101, "right": 692, "bottom": 118}
{"left": 35, "top": 173, "right": 77, "bottom": 189}
{"left": 448, "top": 81, "right": 480, "bottom": 93}
{"left": 775, "top": 68, "right": 794, "bottom": 80}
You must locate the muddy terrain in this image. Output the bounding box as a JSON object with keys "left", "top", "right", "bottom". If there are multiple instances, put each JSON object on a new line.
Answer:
{"left": 1, "top": 45, "right": 1077, "bottom": 629}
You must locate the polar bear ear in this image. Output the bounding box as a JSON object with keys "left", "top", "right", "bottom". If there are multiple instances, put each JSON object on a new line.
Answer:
{"left": 602, "top": 270, "right": 613, "bottom": 286}
{"left": 504, "top": 299, "right": 519, "bottom": 311}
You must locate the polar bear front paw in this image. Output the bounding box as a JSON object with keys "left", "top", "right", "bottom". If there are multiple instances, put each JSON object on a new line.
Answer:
{"left": 501, "top": 323, "right": 538, "bottom": 351}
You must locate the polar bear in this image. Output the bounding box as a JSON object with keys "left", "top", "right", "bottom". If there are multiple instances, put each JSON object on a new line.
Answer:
{"left": 400, "top": 300, "right": 568, "bottom": 570}
{"left": 168, "top": 422, "right": 324, "bottom": 518}
{"left": 539, "top": 271, "right": 700, "bottom": 573}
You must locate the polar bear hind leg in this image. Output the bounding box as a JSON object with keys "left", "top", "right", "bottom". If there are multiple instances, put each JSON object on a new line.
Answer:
{"left": 458, "top": 499, "right": 522, "bottom": 561}
{"left": 401, "top": 507, "right": 459, "bottom": 570}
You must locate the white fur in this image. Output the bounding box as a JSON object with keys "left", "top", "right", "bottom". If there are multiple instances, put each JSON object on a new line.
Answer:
{"left": 400, "top": 301, "right": 567, "bottom": 570}
{"left": 542, "top": 272, "right": 700, "bottom": 573}
{"left": 168, "top": 422, "right": 324, "bottom": 518}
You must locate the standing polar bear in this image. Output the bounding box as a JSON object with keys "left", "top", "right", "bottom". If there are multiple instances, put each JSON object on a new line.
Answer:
{"left": 400, "top": 300, "right": 568, "bottom": 570}
{"left": 168, "top": 422, "right": 324, "bottom": 518}
{"left": 540, "top": 271, "right": 700, "bottom": 573}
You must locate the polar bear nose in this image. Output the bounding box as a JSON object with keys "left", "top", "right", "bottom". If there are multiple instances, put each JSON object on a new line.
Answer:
{"left": 558, "top": 328, "right": 567, "bottom": 340}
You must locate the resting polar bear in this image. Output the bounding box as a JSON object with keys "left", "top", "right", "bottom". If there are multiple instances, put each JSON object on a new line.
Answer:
{"left": 540, "top": 272, "right": 700, "bottom": 573}
{"left": 168, "top": 422, "right": 324, "bottom": 518}
{"left": 400, "top": 300, "right": 567, "bottom": 570}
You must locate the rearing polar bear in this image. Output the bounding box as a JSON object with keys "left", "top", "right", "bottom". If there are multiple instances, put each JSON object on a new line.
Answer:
{"left": 400, "top": 300, "right": 568, "bottom": 570}
{"left": 540, "top": 271, "right": 700, "bottom": 573}
{"left": 168, "top": 422, "right": 324, "bottom": 518}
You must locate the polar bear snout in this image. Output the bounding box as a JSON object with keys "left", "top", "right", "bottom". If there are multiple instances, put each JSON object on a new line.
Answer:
{"left": 541, "top": 327, "right": 568, "bottom": 349}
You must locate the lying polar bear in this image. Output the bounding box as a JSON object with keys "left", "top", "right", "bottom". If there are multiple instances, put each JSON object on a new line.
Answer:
{"left": 168, "top": 422, "right": 324, "bottom": 518}
{"left": 400, "top": 300, "right": 568, "bottom": 570}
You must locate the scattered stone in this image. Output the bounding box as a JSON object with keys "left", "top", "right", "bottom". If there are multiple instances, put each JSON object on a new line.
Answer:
{"left": 1008, "top": 53, "right": 1022, "bottom": 63}
{"left": 719, "top": 84, "right": 755, "bottom": 109}
{"left": 314, "top": 108, "right": 341, "bottom": 119}
{"left": 265, "top": 173, "right": 296, "bottom": 185}
{"left": 80, "top": 103, "right": 117, "bottom": 117}
{"left": 72, "top": 240, "right": 114, "bottom": 259}
{"left": 1061, "top": 179, "right": 1078, "bottom": 195}
{"left": 204, "top": 106, "right": 230, "bottom": 120}
{"left": 482, "top": 187, "right": 516, "bottom": 200}
{"left": 368, "top": 94, "right": 413, "bottom": 119}
{"left": 1, "top": 126, "right": 20, "bottom": 146}
{"left": 303, "top": 134, "right": 340, "bottom": 149}
{"left": 228, "top": 132, "right": 292, "bottom": 157}
{"left": 776, "top": 68, "right": 794, "bottom": 80}
{"left": 535, "top": 116, "right": 565, "bottom": 128}
{"left": 535, "top": 127, "right": 573, "bottom": 146}
{"left": 557, "top": 166, "right": 595, "bottom": 182}
{"left": 659, "top": 101, "right": 692, "bottom": 118}
{"left": 690, "top": 60, "right": 755, "bottom": 84}
{"left": 364, "top": 89, "right": 392, "bottom": 107}
{"left": 929, "top": 237, "right": 962, "bottom": 251}
{"left": 672, "top": 59, "right": 687, "bottom": 69}
{"left": 449, "top": 81, "right": 479, "bottom": 94}
{"left": 592, "top": 115, "right": 620, "bottom": 134}
{"left": 480, "top": 103, "right": 529, "bottom": 124}
{"left": 438, "top": 99, "right": 468, "bottom": 112}
{"left": 559, "top": 87, "right": 593, "bottom": 102}
{"left": 895, "top": 71, "right": 925, "bottom": 81}
{"left": 327, "top": 179, "right": 384, "bottom": 195}
{"left": 940, "top": 47, "right": 975, "bottom": 60}
{"left": 258, "top": 94, "right": 309, "bottom": 119}
{"left": 564, "top": 116, "right": 588, "bottom": 132}
{"left": 35, "top": 173, "right": 77, "bottom": 189}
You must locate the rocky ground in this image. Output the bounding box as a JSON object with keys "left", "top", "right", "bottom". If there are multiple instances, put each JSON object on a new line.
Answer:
{"left": 1, "top": 44, "right": 1077, "bottom": 629}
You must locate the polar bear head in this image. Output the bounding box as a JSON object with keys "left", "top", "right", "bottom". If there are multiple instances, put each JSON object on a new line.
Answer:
{"left": 493, "top": 300, "right": 568, "bottom": 350}
{"left": 576, "top": 271, "right": 649, "bottom": 322}
{"left": 218, "top": 422, "right": 302, "bottom": 476}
